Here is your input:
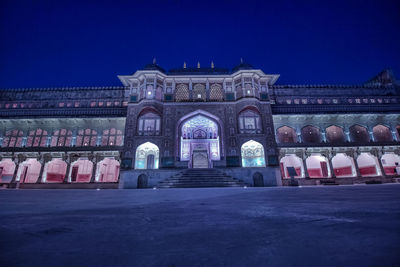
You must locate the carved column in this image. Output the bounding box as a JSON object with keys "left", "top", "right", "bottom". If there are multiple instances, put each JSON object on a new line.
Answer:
{"left": 64, "top": 155, "right": 71, "bottom": 183}
{"left": 90, "top": 156, "right": 97, "bottom": 183}
{"left": 374, "top": 148, "right": 386, "bottom": 177}
{"left": 328, "top": 150, "right": 336, "bottom": 178}
{"left": 351, "top": 149, "right": 361, "bottom": 178}
{"left": 301, "top": 150, "right": 309, "bottom": 178}
{"left": 36, "top": 154, "right": 46, "bottom": 183}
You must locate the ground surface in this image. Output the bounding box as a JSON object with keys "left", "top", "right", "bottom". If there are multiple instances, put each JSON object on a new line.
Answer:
{"left": 0, "top": 185, "right": 400, "bottom": 267}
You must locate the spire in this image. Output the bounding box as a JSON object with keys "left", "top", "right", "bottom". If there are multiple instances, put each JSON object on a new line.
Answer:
{"left": 211, "top": 61, "right": 214, "bottom": 69}
{"left": 183, "top": 61, "right": 187, "bottom": 68}
{"left": 197, "top": 61, "right": 200, "bottom": 68}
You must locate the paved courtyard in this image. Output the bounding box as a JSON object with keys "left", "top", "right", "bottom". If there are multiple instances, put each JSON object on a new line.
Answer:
{"left": 1, "top": 184, "right": 400, "bottom": 267}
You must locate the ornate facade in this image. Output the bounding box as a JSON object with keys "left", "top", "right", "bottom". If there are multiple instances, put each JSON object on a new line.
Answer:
{"left": 1, "top": 61, "right": 399, "bottom": 188}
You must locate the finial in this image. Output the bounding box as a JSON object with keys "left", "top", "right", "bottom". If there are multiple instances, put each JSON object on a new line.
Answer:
{"left": 183, "top": 61, "right": 187, "bottom": 68}
{"left": 153, "top": 58, "right": 156, "bottom": 64}
{"left": 240, "top": 57, "right": 243, "bottom": 64}
{"left": 197, "top": 61, "right": 200, "bottom": 68}
{"left": 211, "top": 61, "right": 214, "bottom": 69}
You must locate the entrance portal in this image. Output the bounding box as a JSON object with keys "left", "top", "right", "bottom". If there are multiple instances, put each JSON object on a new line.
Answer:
{"left": 179, "top": 114, "right": 220, "bottom": 168}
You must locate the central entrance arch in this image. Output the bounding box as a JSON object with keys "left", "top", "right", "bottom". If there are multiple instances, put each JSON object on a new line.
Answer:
{"left": 177, "top": 110, "right": 222, "bottom": 168}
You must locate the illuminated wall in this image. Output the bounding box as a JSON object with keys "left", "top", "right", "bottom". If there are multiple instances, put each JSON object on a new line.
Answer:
{"left": 135, "top": 142, "right": 159, "bottom": 169}
{"left": 241, "top": 140, "right": 266, "bottom": 167}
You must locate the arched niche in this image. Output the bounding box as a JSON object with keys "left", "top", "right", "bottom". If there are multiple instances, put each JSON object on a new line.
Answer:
{"left": 357, "top": 153, "right": 381, "bottom": 177}
{"left": 301, "top": 125, "right": 321, "bottom": 143}
{"left": 69, "top": 159, "right": 93, "bottom": 183}
{"left": 372, "top": 124, "right": 393, "bottom": 142}
{"left": 305, "top": 154, "right": 331, "bottom": 178}
{"left": 380, "top": 153, "right": 400, "bottom": 175}
{"left": 0, "top": 158, "right": 16, "bottom": 183}
{"left": 43, "top": 158, "right": 67, "bottom": 183}
{"left": 238, "top": 107, "right": 262, "bottom": 134}
{"left": 276, "top": 126, "right": 297, "bottom": 143}
{"left": 135, "top": 142, "right": 159, "bottom": 169}
{"left": 349, "top": 125, "right": 370, "bottom": 143}
{"left": 95, "top": 158, "right": 120, "bottom": 182}
{"left": 241, "top": 140, "right": 266, "bottom": 167}
{"left": 16, "top": 158, "right": 41, "bottom": 183}
{"left": 331, "top": 153, "right": 356, "bottom": 177}
{"left": 279, "top": 154, "right": 304, "bottom": 179}
{"left": 137, "top": 109, "right": 161, "bottom": 136}
{"left": 326, "top": 125, "right": 346, "bottom": 143}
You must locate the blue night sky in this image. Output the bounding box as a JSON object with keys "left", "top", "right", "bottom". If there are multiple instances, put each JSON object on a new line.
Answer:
{"left": 0, "top": 0, "right": 399, "bottom": 88}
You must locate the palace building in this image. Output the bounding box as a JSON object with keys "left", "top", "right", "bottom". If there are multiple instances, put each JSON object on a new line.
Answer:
{"left": 0, "top": 61, "right": 400, "bottom": 188}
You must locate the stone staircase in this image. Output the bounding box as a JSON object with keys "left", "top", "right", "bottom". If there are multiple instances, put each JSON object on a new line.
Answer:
{"left": 156, "top": 168, "right": 247, "bottom": 188}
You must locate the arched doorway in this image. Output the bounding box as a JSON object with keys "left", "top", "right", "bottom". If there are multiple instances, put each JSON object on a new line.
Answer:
{"left": 380, "top": 153, "right": 400, "bottom": 175}
{"left": 16, "top": 158, "right": 41, "bottom": 183}
{"left": 69, "top": 159, "right": 93, "bottom": 183}
{"left": 135, "top": 142, "right": 159, "bottom": 169}
{"left": 331, "top": 153, "right": 356, "bottom": 177}
{"left": 279, "top": 154, "right": 304, "bottom": 178}
{"left": 179, "top": 113, "right": 220, "bottom": 168}
{"left": 357, "top": 153, "right": 381, "bottom": 177}
{"left": 305, "top": 154, "right": 331, "bottom": 178}
{"left": 43, "top": 158, "right": 67, "bottom": 183}
{"left": 241, "top": 140, "right": 266, "bottom": 167}
{"left": 0, "top": 158, "right": 16, "bottom": 183}
{"left": 95, "top": 158, "right": 120, "bottom": 182}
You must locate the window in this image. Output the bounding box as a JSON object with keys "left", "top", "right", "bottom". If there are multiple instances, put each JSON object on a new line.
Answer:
{"left": 26, "top": 128, "right": 48, "bottom": 147}
{"left": 209, "top": 84, "right": 224, "bottom": 101}
{"left": 51, "top": 129, "right": 72, "bottom": 147}
{"left": 193, "top": 84, "right": 206, "bottom": 101}
{"left": 101, "top": 128, "right": 124, "bottom": 146}
{"left": 138, "top": 112, "right": 161, "bottom": 136}
{"left": 76, "top": 129, "right": 97, "bottom": 146}
{"left": 238, "top": 109, "right": 262, "bottom": 134}
{"left": 2, "top": 130, "right": 24, "bottom": 148}
{"left": 175, "top": 84, "right": 189, "bottom": 101}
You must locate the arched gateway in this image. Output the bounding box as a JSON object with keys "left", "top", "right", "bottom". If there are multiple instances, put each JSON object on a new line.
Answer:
{"left": 177, "top": 111, "right": 222, "bottom": 168}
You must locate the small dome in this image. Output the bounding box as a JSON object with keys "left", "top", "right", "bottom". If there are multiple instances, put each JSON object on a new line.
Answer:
{"left": 232, "top": 59, "right": 254, "bottom": 73}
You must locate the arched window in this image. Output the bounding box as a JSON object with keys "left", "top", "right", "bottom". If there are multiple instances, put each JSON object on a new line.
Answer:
{"left": 193, "top": 84, "right": 206, "bottom": 101}
{"left": 76, "top": 129, "right": 97, "bottom": 147}
{"left": 301, "top": 125, "right": 321, "bottom": 143}
{"left": 209, "top": 84, "right": 223, "bottom": 101}
{"left": 138, "top": 112, "right": 161, "bottom": 136}
{"left": 101, "top": 128, "right": 124, "bottom": 146}
{"left": 349, "top": 125, "right": 370, "bottom": 143}
{"left": 238, "top": 109, "right": 262, "bottom": 134}
{"left": 50, "top": 129, "right": 72, "bottom": 147}
{"left": 326, "top": 125, "right": 345, "bottom": 143}
{"left": 331, "top": 153, "right": 356, "bottom": 177}
{"left": 26, "top": 128, "right": 48, "bottom": 147}
{"left": 95, "top": 158, "right": 120, "bottom": 182}
{"left": 241, "top": 140, "right": 266, "bottom": 167}
{"left": 276, "top": 126, "right": 297, "bottom": 143}
{"left": 175, "top": 84, "right": 189, "bottom": 101}
{"left": 305, "top": 154, "right": 331, "bottom": 178}
{"left": 280, "top": 154, "right": 304, "bottom": 178}
{"left": 372, "top": 124, "right": 393, "bottom": 142}
{"left": 135, "top": 142, "right": 159, "bottom": 169}
{"left": 1, "top": 130, "right": 24, "bottom": 148}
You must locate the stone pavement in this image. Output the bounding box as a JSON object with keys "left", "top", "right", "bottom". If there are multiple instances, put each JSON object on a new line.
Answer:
{"left": 1, "top": 184, "right": 400, "bottom": 267}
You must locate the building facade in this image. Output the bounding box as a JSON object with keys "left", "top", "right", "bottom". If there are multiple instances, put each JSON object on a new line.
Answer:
{"left": 1, "top": 61, "right": 400, "bottom": 188}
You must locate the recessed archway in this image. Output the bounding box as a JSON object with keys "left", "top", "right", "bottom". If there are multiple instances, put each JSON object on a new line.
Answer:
{"left": 372, "top": 124, "right": 393, "bottom": 142}
{"left": 279, "top": 154, "right": 304, "bottom": 179}
{"left": 326, "top": 125, "right": 346, "bottom": 143}
{"left": 135, "top": 142, "right": 159, "bottom": 169}
{"left": 349, "top": 125, "right": 370, "bottom": 143}
{"left": 380, "top": 153, "right": 400, "bottom": 175}
{"left": 301, "top": 125, "right": 321, "bottom": 143}
{"left": 43, "top": 158, "right": 67, "bottom": 183}
{"left": 95, "top": 158, "right": 120, "bottom": 182}
{"left": 276, "top": 126, "right": 297, "bottom": 143}
{"left": 0, "top": 158, "right": 16, "bottom": 183}
{"left": 331, "top": 153, "right": 356, "bottom": 177}
{"left": 305, "top": 154, "right": 331, "bottom": 178}
{"left": 69, "top": 159, "right": 93, "bottom": 183}
{"left": 241, "top": 140, "right": 266, "bottom": 167}
{"left": 357, "top": 153, "right": 381, "bottom": 177}
{"left": 16, "top": 158, "right": 41, "bottom": 183}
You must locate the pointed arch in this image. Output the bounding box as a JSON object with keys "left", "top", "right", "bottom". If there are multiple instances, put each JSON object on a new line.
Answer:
{"left": 238, "top": 107, "right": 262, "bottom": 134}
{"left": 301, "top": 125, "right": 321, "bottom": 143}
{"left": 279, "top": 154, "right": 304, "bottom": 178}
{"left": 276, "top": 126, "right": 297, "bottom": 143}
{"left": 241, "top": 140, "right": 266, "bottom": 167}
{"left": 349, "top": 124, "right": 370, "bottom": 143}
{"left": 372, "top": 124, "right": 393, "bottom": 142}
{"left": 326, "top": 125, "right": 345, "bottom": 143}
{"left": 135, "top": 142, "right": 159, "bottom": 169}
